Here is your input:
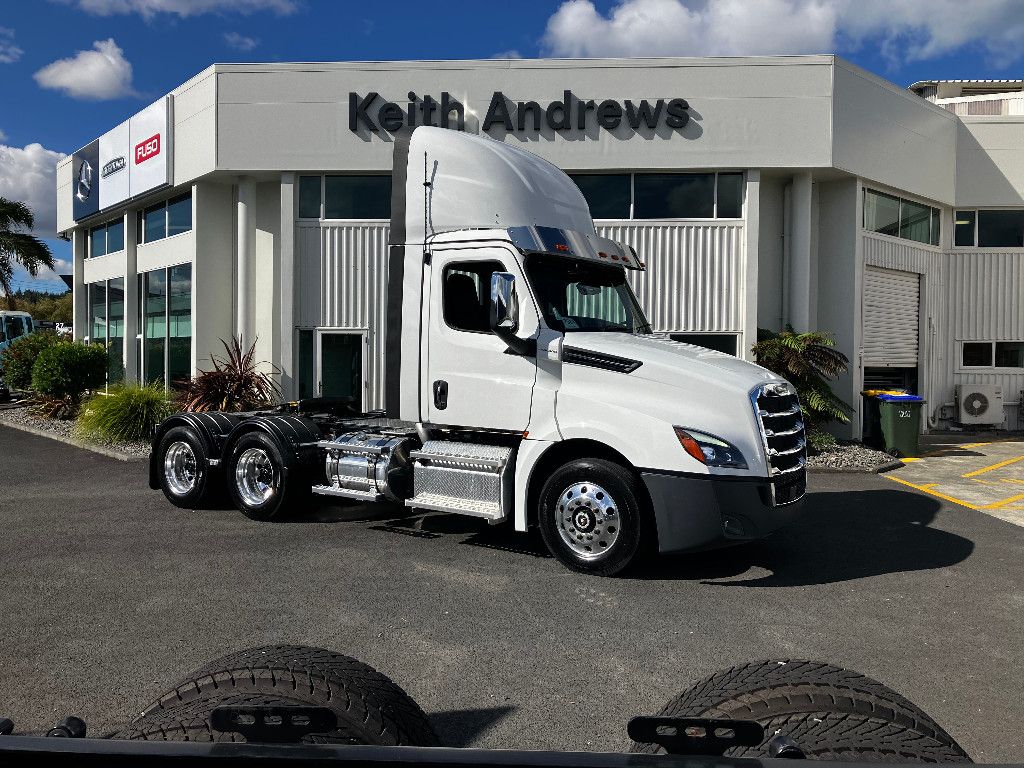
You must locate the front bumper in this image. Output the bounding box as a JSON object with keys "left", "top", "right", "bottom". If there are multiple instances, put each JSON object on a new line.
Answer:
{"left": 642, "top": 469, "right": 806, "bottom": 554}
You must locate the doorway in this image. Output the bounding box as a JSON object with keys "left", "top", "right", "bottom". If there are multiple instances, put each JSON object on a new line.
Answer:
{"left": 298, "top": 328, "right": 366, "bottom": 409}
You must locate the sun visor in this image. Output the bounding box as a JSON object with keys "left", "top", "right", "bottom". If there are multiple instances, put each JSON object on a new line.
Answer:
{"left": 508, "top": 226, "right": 645, "bottom": 270}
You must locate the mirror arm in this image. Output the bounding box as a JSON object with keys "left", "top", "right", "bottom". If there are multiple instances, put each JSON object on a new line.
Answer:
{"left": 495, "top": 328, "right": 537, "bottom": 357}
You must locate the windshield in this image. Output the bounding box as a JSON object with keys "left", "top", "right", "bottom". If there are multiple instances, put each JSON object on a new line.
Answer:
{"left": 524, "top": 253, "right": 652, "bottom": 334}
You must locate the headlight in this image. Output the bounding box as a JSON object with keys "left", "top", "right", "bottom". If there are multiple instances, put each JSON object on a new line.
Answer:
{"left": 674, "top": 427, "right": 748, "bottom": 469}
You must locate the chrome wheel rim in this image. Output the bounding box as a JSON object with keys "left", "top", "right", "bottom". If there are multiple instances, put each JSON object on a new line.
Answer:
{"left": 163, "top": 441, "right": 198, "bottom": 496}
{"left": 235, "top": 447, "right": 277, "bottom": 507}
{"left": 555, "top": 481, "right": 620, "bottom": 560}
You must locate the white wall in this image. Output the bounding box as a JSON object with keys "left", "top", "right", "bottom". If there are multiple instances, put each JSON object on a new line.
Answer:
{"left": 192, "top": 182, "right": 233, "bottom": 374}
{"left": 253, "top": 181, "right": 282, "bottom": 375}
{"left": 955, "top": 118, "right": 1024, "bottom": 206}
{"left": 756, "top": 175, "right": 786, "bottom": 331}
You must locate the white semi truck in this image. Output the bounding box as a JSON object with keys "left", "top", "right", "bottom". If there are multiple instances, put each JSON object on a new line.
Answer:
{"left": 149, "top": 127, "right": 806, "bottom": 575}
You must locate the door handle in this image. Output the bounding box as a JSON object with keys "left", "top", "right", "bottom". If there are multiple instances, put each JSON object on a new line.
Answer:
{"left": 433, "top": 380, "right": 448, "bottom": 410}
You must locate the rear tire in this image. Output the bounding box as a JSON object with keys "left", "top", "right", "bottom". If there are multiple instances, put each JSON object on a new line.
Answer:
{"left": 629, "top": 659, "right": 971, "bottom": 762}
{"left": 156, "top": 426, "right": 215, "bottom": 509}
{"left": 225, "top": 431, "right": 296, "bottom": 521}
{"left": 108, "top": 645, "right": 439, "bottom": 746}
{"left": 537, "top": 457, "right": 649, "bottom": 576}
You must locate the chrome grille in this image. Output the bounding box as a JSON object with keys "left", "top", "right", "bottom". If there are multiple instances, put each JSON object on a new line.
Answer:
{"left": 751, "top": 382, "right": 806, "bottom": 476}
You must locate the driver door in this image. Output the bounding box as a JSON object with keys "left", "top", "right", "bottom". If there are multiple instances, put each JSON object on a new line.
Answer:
{"left": 424, "top": 248, "right": 538, "bottom": 430}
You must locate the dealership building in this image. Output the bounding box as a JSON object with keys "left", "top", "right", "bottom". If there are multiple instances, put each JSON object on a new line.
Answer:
{"left": 57, "top": 55, "right": 1024, "bottom": 437}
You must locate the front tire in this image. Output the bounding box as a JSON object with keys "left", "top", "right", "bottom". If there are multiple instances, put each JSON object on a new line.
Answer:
{"left": 157, "top": 426, "right": 215, "bottom": 509}
{"left": 226, "top": 432, "right": 295, "bottom": 521}
{"left": 537, "top": 458, "right": 649, "bottom": 576}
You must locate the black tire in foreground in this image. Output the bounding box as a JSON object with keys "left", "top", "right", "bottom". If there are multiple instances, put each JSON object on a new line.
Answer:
{"left": 629, "top": 659, "right": 971, "bottom": 762}
{"left": 108, "top": 645, "right": 439, "bottom": 746}
{"left": 537, "top": 457, "right": 651, "bottom": 577}
{"left": 156, "top": 426, "right": 216, "bottom": 509}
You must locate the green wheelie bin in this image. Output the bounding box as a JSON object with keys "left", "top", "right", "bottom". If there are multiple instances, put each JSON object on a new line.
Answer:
{"left": 875, "top": 392, "right": 924, "bottom": 457}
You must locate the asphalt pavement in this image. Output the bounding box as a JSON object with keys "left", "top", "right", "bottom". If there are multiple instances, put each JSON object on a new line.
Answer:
{"left": 1, "top": 424, "right": 1022, "bottom": 761}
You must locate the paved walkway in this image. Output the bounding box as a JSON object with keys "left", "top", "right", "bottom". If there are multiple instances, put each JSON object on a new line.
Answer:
{"left": 886, "top": 439, "right": 1024, "bottom": 527}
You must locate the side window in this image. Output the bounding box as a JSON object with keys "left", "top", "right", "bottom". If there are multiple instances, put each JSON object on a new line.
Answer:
{"left": 7, "top": 317, "right": 26, "bottom": 340}
{"left": 442, "top": 260, "right": 504, "bottom": 334}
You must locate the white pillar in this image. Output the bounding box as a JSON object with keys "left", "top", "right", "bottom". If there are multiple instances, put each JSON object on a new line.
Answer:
{"left": 123, "top": 208, "right": 139, "bottom": 381}
{"left": 742, "top": 170, "right": 760, "bottom": 360}
{"left": 72, "top": 229, "right": 86, "bottom": 341}
{"left": 236, "top": 177, "right": 256, "bottom": 346}
{"left": 279, "top": 173, "right": 296, "bottom": 398}
{"left": 788, "top": 172, "right": 813, "bottom": 331}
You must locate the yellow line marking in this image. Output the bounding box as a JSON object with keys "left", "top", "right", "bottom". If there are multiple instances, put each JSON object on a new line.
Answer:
{"left": 901, "top": 457, "right": 922, "bottom": 462}
{"left": 981, "top": 492, "right": 1024, "bottom": 510}
{"left": 962, "top": 455, "right": 1024, "bottom": 478}
{"left": 884, "top": 475, "right": 981, "bottom": 510}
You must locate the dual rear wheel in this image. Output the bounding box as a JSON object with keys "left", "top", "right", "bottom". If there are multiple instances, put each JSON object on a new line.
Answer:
{"left": 157, "top": 428, "right": 298, "bottom": 521}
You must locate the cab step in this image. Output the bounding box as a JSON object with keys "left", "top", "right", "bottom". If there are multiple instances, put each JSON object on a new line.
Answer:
{"left": 406, "top": 440, "right": 514, "bottom": 523}
{"left": 311, "top": 484, "right": 382, "bottom": 502}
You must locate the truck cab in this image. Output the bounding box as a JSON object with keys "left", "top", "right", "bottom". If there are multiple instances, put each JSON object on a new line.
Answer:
{"left": 150, "top": 127, "right": 805, "bottom": 576}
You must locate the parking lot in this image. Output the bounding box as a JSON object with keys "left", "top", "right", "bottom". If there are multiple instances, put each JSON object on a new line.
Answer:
{"left": 1, "top": 424, "right": 1023, "bottom": 761}
{"left": 887, "top": 438, "right": 1024, "bottom": 528}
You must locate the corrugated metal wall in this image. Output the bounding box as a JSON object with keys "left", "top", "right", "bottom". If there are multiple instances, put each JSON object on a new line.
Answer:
{"left": 297, "top": 222, "right": 390, "bottom": 409}
{"left": 599, "top": 222, "right": 744, "bottom": 332}
{"left": 862, "top": 232, "right": 1024, "bottom": 427}
{"left": 297, "top": 221, "right": 744, "bottom": 410}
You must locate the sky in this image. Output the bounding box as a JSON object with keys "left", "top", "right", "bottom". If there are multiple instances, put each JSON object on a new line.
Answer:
{"left": 2, "top": 0, "right": 1024, "bottom": 294}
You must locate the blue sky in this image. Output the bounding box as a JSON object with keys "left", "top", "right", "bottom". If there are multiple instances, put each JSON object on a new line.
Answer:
{"left": 2, "top": 0, "right": 1023, "bottom": 293}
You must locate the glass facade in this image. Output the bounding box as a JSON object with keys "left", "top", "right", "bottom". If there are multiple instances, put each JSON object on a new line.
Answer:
{"left": 569, "top": 172, "right": 743, "bottom": 220}
{"left": 86, "top": 278, "right": 125, "bottom": 385}
{"left": 168, "top": 264, "right": 192, "bottom": 387}
{"left": 568, "top": 174, "right": 631, "bottom": 219}
{"left": 144, "top": 269, "right": 167, "bottom": 385}
{"left": 299, "top": 175, "right": 322, "bottom": 218}
{"left": 863, "top": 189, "right": 939, "bottom": 246}
{"left": 324, "top": 175, "right": 392, "bottom": 219}
{"left": 88, "top": 218, "right": 125, "bottom": 258}
{"left": 139, "top": 192, "right": 193, "bottom": 244}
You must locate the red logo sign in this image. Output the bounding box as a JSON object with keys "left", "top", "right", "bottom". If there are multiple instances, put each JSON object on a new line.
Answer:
{"left": 134, "top": 133, "right": 161, "bottom": 164}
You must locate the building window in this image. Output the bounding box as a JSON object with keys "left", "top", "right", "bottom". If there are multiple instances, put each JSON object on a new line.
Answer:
{"left": 88, "top": 218, "right": 125, "bottom": 258}
{"left": 139, "top": 264, "right": 192, "bottom": 388}
{"left": 143, "top": 269, "right": 166, "bottom": 385}
{"left": 669, "top": 333, "right": 738, "bottom": 356}
{"left": 167, "top": 264, "right": 192, "bottom": 387}
{"left": 961, "top": 341, "right": 1024, "bottom": 368}
{"left": 298, "top": 175, "right": 391, "bottom": 220}
{"left": 299, "top": 175, "right": 322, "bottom": 219}
{"left": 954, "top": 209, "right": 1024, "bottom": 247}
{"left": 568, "top": 174, "right": 631, "bottom": 219}
{"left": 86, "top": 277, "right": 125, "bottom": 384}
{"left": 863, "top": 189, "right": 939, "bottom": 246}
{"left": 138, "top": 191, "right": 193, "bottom": 244}
{"left": 568, "top": 172, "right": 743, "bottom": 220}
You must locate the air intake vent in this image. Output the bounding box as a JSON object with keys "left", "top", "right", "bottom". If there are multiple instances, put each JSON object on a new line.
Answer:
{"left": 562, "top": 347, "right": 642, "bottom": 374}
{"left": 751, "top": 383, "right": 806, "bottom": 476}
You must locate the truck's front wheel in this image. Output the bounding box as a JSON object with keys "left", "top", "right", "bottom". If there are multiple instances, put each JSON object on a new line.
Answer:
{"left": 538, "top": 458, "right": 649, "bottom": 576}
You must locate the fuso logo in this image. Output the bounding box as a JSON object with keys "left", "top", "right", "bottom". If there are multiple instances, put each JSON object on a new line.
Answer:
{"left": 135, "top": 133, "right": 161, "bottom": 164}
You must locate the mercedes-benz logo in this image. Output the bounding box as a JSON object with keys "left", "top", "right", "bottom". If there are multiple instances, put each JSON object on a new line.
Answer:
{"left": 76, "top": 159, "right": 93, "bottom": 202}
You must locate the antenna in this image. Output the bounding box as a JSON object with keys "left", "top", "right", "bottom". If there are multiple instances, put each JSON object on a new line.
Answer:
{"left": 423, "top": 151, "right": 431, "bottom": 256}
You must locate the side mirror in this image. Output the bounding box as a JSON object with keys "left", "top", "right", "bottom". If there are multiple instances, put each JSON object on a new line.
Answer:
{"left": 489, "top": 272, "right": 535, "bottom": 357}
{"left": 490, "top": 272, "right": 519, "bottom": 333}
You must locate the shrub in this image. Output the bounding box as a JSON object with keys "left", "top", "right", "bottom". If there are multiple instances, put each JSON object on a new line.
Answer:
{"left": 0, "top": 329, "right": 59, "bottom": 390}
{"left": 179, "top": 337, "right": 279, "bottom": 412}
{"left": 77, "top": 382, "right": 173, "bottom": 443}
{"left": 807, "top": 426, "right": 839, "bottom": 455}
{"left": 31, "top": 341, "right": 107, "bottom": 403}
{"left": 751, "top": 325, "right": 852, "bottom": 428}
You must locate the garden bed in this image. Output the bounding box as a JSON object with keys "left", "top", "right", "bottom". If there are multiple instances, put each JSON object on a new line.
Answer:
{"left": 0, "top": 402, "right": 149, "bottom": 461}
{"left": 806, "top": 441, "right": 902, "bottom": 473}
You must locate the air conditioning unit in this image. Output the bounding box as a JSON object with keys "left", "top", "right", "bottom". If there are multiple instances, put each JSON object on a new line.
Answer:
{"left": 956, "top": 384, "right": 1004, "bottom": 426}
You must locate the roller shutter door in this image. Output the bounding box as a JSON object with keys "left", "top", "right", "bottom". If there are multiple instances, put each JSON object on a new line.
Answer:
{"left": 863, "top": 267, "right": 919, "bottom": 367}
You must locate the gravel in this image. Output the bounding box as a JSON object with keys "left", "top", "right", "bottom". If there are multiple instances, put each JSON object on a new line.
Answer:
{"left": 0, "top": 400, "right": 150, "bottom": 459}
{"left": 806, "top": 441, "right": 901, "bottom": 473}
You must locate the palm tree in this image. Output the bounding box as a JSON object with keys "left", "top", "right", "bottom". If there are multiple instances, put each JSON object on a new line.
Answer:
{"left": 0, "top": 198, "right": 55, "bottom": 310}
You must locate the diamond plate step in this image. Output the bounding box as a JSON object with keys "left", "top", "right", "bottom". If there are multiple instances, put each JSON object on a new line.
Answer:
{"left": 405, "top": 492, "right": 503, "bottom": 521}
{"left": 311, "top": 484, "right": 382, "bottom": 502}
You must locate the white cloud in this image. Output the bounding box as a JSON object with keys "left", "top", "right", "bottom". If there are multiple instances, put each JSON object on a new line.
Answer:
{"left": 224, "top": 31, "right": 259, "bottom": 51}
{"left": 0, "top": 26, "right": 23, "bottom": 64}
{"left": 541, "top": 0, "right": 1024, "bottom": 67}
{"left": 64, "top": 0, "right": 297, "bottom": 18}
{"left": 34, "top": 38, "right": 137, "bottom": 100}
{"left": 0, "top": 129, "right": 7, "bottom": 142}
{"left": 491, "top": 49, "right": 524, "bottom": 59}
{"left": 0, "top": 142, "right": 67, "bottom": 240}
